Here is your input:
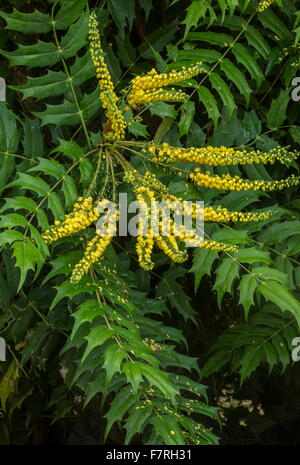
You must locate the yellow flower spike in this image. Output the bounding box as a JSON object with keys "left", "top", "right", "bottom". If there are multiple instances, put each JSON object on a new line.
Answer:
{"left": 136, "top": 233, "right": 154, "bottom": 270}
{"left": 127, "top": 62, "right": 206, "bottom": 108}
{"left": 128, "top": 87, "right": 189, "bottom": 108}
{"left": 70, "top": 233, "right": 113, "bottom": 283}
{"left": 89, "top": 12, "right": 115, "bottom": 93}
{"left": 141, "top": 171, "right": 168, "bottom": 194}
{"left": 89, "top": 12, "right": 126, "bottom": 140}
{"left": 149, "top": 142, "right": 298, "bottom": 166}
{"left": 42, "top": 196, "right": 99, "bottom": 244}
{"left": 202, "top": 206, "right": 272, "bottom": 223}
{"left": 163, "top": 193, "right": 272, "bottom": 223}
{"left": 181, "top": 235, "right": 238, "bottom": 254}
{"left": 155, "top": 234, "right": 188, "bottom": 263}
{"left": 130, "top": 62, "right": 206, "bottom": 92}
{"left": 190, "top": 170, "right": 299, "bottom": 192}
{"left": 258, "top": 0, "right": 277, "bottom": 11}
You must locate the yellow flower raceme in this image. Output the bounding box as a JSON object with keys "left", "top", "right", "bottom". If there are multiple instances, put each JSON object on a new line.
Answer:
{"left": 136, "top": 233, "right": 154, "bottom": 270}
{"left": 101, "top": 91, "right": 127, "bottom": 141}
{"left": 127, "top": 62, "right": 206, "bottom": 108}
{"left": 157, "top": 219, "right": 237, "bottom": 256}
{"left": 149, "top": 142, "right": 297, "bottom": 166}
{"left": 202, "top": 205, "right": 271, "bottom": 223}
{"left": 190, "top": 169, "right": 299, "bottom": 191}
{"left": 89, "top": 12, "right": 126, "bottom": 140}
{"left": 258, "top": 0, "right": 276, "bottom": 11}
{"left": 155, "top": 234, "right": 188, "bottom": 263}
{"left": 130, "top": 63, "right": 206, "bottom": 92}
{"left": 128, "top": 87, "right": 188, "bottom": 108}
{"left": 180, "top": 235, "right": 238, "bottom": 254}
{"left": 42, "top": 197, "right": 99, "bottom": 244}
{"left": 141, "top": 171, "right": 168, "bottom": 194}
{"left": 71, "top": 206, "right": 118, "bottom": 283}
{"left": 70, "top": 233, "right": 113, "bottom": 283}
{"left": 89, "top": 12, "right": 115, "bottom": 93}
{"left": 166, "top": 219, "right": 237, "bottom": 253}
{"left": 163, "top": 194, "right": 271, "bottom": 222}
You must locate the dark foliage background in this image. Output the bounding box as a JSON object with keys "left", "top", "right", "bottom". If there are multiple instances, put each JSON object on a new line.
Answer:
{"left": 0, "top": 0, "right": 300, "bottom": 445}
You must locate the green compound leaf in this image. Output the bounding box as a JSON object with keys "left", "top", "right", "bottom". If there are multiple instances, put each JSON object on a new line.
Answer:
{"left": 212, "top": 229, "right": 252, "bottom": 245}
{"left": 209, "top": 72, "right": 236, "bottom": 117}
{"left": 238, "top": 274, "right": 257, "bottom": 321}
{"left": 190, "top": 248, "right": 218, "bottom": 292}
{"left": 179, "top": 101, "right": 195, "bottom": 137}
{"left": 187, "top": 31, "right": 233, "bottom": 46}
{"left": 1, "top": 41, "right": 59, "bottom": 68}
{"left": 244, "top": 25, "right": 271, "bottom": 60}
{"left": 231, "top": 43, "right": 264, "bottom": 88}
{"left": 197, "top": 86, "right": 220, "bottom": 127}
{"left": 124, "top": 404, "right": 153, "bottom": 445}
{"left": 150, "top": 414, "right": 185, "bottom": 445}
{"left": 0, "top": 102, "right": 19, "bottom": 153}
{"left": 11, "top": 71, "right": 67, "bottom": 100}
{"left": 103, "top": 344, "right": 127, "bottom": 385}
{"left": 235, "top": 247, "right": 272, "bottom": 264}
{"left": 82, "top": 325, "right": 114, "bottom": 362}
{"left": 0, "top": 196, "right": 37, "bottom": 213}
{"left": 12, "top": 51, "right": 94, "bottom": 100}
{"left": 220, "top": 59, "right": 252, "bottom": 106}
{"left": 61, "top": 9, "right": 89, "bottom": 59}
{"left": 183, "top": 1, "right": 214, "bottom": 40}
{"left": 104, "top": 386, "right": 138, "bottom": 440}
{"left": 51, "top": 279, "right": 97, "bottom": 309}
{"left": 108, "top": 0, "right": 135, "bottom": 38}
{"left": 267, "top": 88, "right": 290, "bottom": 129}
{"left": 253, "top": 266, "right": 289, "bottom": 286}
{"left": 33, "top": 88, "right": 100, "bottom": 126}
{"left": 6, "top": 173, "right": 50, "bottom": 197}
{"left": 0, "top": 230, "right": 25, "bottom": 246}
{"left": 0, "top": 8, "right": 52, "bottom": 34}
{"left": 71, "top": 299, "right": 108, "bottom": 339}
{"left": 239, "top": 345, "right": 263, "bottom": 384}
{"left": 257, "top": 281, "right": 300, "bottom": 328}
{"left": 55, "top": 0, "right": 89, "bottom": 29}
{"left": 29, "top": 158, "right": 66, "bottom": 179}
{"left": 213, "top": 258, "right": 240, "bottom": 307}
{"left": 123, "top": 361, "right": 144, "bottom": 392}
{"left": 135, "top": 362, "right": 179, "bottom": 405}
{"left": 12, "top": 239, "right": 39, "bottom": 291}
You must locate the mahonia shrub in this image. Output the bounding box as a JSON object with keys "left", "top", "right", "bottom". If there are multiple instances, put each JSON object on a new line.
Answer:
{"left": 0, "top": 0, "right": 300, "bottom": 445}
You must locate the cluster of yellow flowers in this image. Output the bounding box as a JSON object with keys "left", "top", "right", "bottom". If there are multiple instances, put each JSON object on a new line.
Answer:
{"left": 127, "top": 63, "right": 206, "bottom": 108}
{"left": 129, "top": 181, "right": 239, "bottom": 270}
{"left": 202, "top": 205, "right": 271, "bottom": 223}
{"left": 185, "top": 238, "right": 237, "bottom": 253}
{"left": 141, "top": 171, "right": 168, "bottom": 193}
{"left": 43, "top": 194, "right": 119, "bottom": 282}
{"left": 71, "top": 233, "right": 113, "bottom": 283}
{"left": 166, "top": 218, "right": 238, "bottom": 253}
{"left": 149, "top": 143, "right": 297, "bottom": 167}
{"left": 42, "top": 197, "right": 99, "bottom": 244}
{"left": 42, "top": 12, "right": 298, "bottom": 280}
{"left": 135, "top": 186, "right": 157, "bottom": 269}
{"left": 136, "top": 233, "right": 154, "bottom": 270}
{"left": 155, "top": 233, "right": 188, "bottom": 263}
{"left": 163, "top": 194, "right": 271, "bottom": 223}
{"left": 128, "top": 87, "right": 188, "bottom": 108}
{"left": 89, "top": 12, "right": 126, "bottom": 140}
{"left": 258, "top": 0, "right": 276, "bottom": 11}
{"left": 190, "top": 169, "right": 299, "bottom": 191}
{"left": 71, "top": 200, "right": 118, "bottom": 283}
